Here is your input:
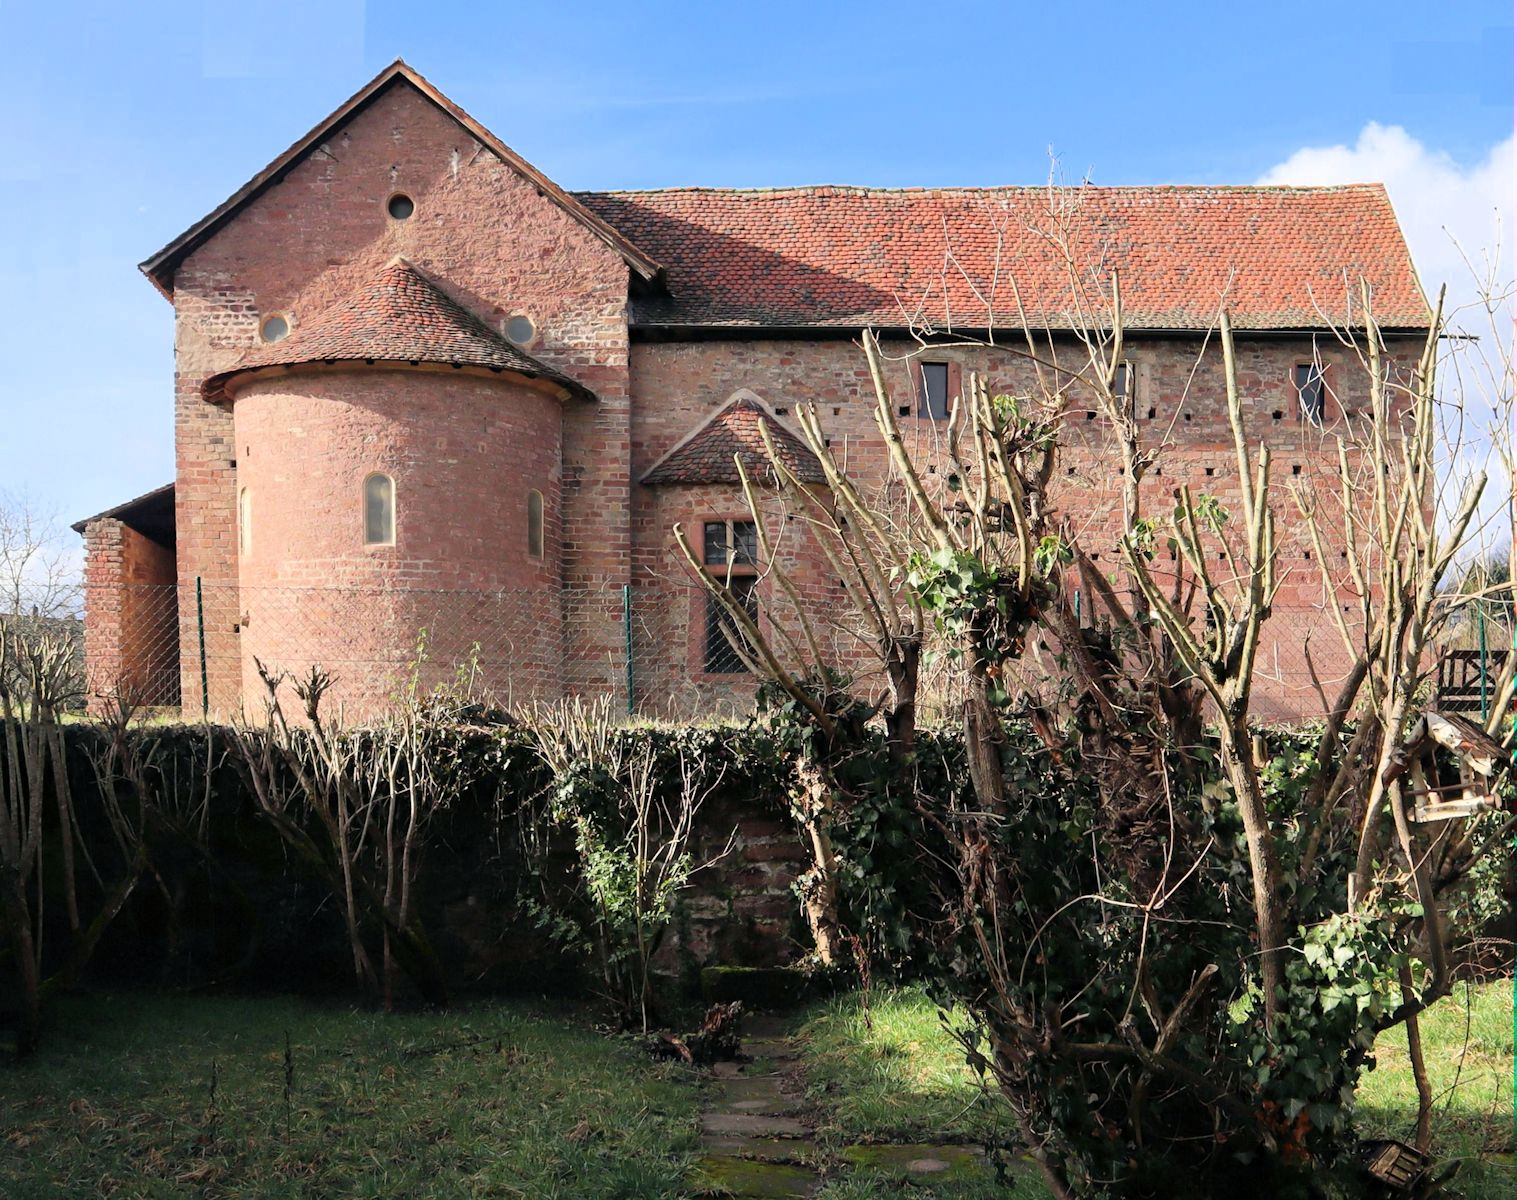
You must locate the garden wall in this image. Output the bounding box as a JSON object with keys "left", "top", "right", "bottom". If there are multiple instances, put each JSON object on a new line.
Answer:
{"left": 13, "top": 719, "right": 1509, "bottom": 1008}
{"left": 27, "top": 721, "right": 810, "bottom": 1000}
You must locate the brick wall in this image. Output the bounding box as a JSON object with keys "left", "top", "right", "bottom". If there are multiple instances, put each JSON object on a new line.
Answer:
{"left": 631, "top": 482, "right": 841, "bottom": 717}
{"left": 627, "top": 332, "right": 1423, "bottom": 720}
{"left": 169, "top": 79, "right": 631, "bottom": 715}
{"left": 81, "top": 519, "right": 179, "bottom": 708}
{"left": 231, "top": 366, "right": 565, "bottom": 714}
{"left": 116, "top": 72, "right": 1422, "bottom": 725}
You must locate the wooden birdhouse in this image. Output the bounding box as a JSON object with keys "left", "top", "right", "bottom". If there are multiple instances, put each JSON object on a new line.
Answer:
{"left": 1361, "top": 1138, "right": 1429, "bottom": 1191}
{"left": 1389, "top": 712, "right": 1508, "bottom": 823}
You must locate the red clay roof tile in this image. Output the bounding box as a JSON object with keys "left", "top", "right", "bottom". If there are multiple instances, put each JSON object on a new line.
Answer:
{"left": 577, "top": 185, "right": 1428, "bottom": 332}
{"left": 203, "top": 258, "right": 590, "bottom": 402}
{"left": 642, "top": 395, "right": 825, "bottom": 486}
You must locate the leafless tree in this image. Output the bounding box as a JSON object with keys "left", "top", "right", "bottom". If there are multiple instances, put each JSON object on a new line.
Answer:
{"left": 532, "top": 695, "right": 734, "bottom": 1031}
{"left": 0, "top": 489, "right": 80, "bottom": 620}
{"left": 0, "top": 626, "right": 150, "bottom": 1058}
{"left": 679, "top": 187, "right": 1513, "bottom": 1191}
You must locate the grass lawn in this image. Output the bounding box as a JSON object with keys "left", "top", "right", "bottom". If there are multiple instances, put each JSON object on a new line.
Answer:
{"left": 1, "top": 992, "right": 702, "bottom": 1199}
{"left": 1356, "top": 978, "right": 1515, "bottom": 1196}
{"left": 798, "top": 982, "right": 1515, "bottom": 1199}
{"left": 799, "top": 992, "right": 1044, "bottom": 1199}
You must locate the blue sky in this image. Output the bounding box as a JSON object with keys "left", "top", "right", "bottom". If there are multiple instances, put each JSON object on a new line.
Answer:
{"left": 0, "top": 0, "right": 1510, "bottom": 536}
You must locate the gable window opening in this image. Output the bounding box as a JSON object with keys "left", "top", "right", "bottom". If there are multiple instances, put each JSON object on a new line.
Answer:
{"left": 526, "top": 489, "right": 544, "bottom": 558}
{"left": 363, "top": 473, "right": 395, "bottom": 546}
{"left": 1295, "top": 362, "right": 1326, "bottom": 425}
{"left": 506, "top": 314, "right": 536, "bottom": 346}
{"left": 917, "top": 361, "right": 950, "bottom": 420}
{"left": 702, "top": 518, "right": 758, "bottom": 674}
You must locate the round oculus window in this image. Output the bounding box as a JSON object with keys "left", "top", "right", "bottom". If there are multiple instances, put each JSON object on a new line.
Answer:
{"left": 506, "top": 315, "right": 535, "bottom": 345}
{"left": 259, "top": 314, "right": 290, "bottom": 343}
{"left": 387, "top": 193, "right": 415, "bottom": 220}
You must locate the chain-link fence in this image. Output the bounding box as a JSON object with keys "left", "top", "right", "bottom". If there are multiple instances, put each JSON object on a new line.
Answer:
{"left": 908, "top": 595, "right": 1515, "bottom": 727}
{"left": 77, "top": 581, "right": 650, "bottom": 720}
{"left": 55, "top": 577, "right": 1517, "bottom": 725}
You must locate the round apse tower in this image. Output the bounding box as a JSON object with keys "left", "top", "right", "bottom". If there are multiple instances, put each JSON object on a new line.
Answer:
{"left": 204, "top": 258, "right": 587, "bottom": 716}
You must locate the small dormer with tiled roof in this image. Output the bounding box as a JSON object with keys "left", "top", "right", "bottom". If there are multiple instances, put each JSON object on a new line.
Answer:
{"left": 642, "top": 392, "right": 825, "bottom": 486}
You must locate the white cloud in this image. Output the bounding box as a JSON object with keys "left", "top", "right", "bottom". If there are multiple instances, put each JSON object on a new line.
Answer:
{"left": 1259, "top": 125, "right": 1515, "bottom": 557}
{"left": 1257, "top": 123, "right": 1512, "bottom": 334}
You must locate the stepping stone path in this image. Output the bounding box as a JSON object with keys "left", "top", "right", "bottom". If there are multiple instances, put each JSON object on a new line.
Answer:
{"left": 693, "top": 1017, "right": 822, "bottom": 1198}
{"left": 690, "top": 1015, "right": 1001, "bottom": 1198}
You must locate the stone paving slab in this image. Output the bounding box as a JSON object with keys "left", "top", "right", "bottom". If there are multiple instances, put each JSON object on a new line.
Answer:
{"left": 723, "top": 1097, "right": 800, "bottom": 1115}
{"left": 689, "top": 1018, "right": 1007, "bottom": 1199}
{"left": 718, "top": 1074, "right": 796, "bottom": 1101}
{"left": 699, "top": 1135, "right": 819, "bottom": 1164}
{"left": 743, "top": 1038, "right": 801, "bottom": 1063}
{"left": 712, "top": 1076, "right": 803, "bottom": 1116}
{"left": 702, "top": 1112, "right": 810, "bottom": 1138}
{"left": 840, "top": 1142, "right": 991, "bottom": 1180}
{"left": 693, "top": 1155, "right": 818, "bottom": 1198}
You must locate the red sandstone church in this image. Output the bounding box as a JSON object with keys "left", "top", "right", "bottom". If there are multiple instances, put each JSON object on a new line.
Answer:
{"left": 77, "top": 61, "right": 1431, "bottom": 720}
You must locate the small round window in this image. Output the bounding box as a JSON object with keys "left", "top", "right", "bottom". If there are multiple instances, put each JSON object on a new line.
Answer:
{"left": 259, "top": 314, "right": 290, "bottom": 343}
{"left": 506, "top": 315, "right": 535, "bottom": 345}
{"left": 387, "top": 193, "right": 415, "bottom": 220}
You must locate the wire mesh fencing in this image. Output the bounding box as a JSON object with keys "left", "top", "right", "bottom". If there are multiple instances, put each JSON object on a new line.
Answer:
{"left": 50, "top": 576, "right": 1517, "bottom": 725}
{"left": 903, "top": 597, "right": 1515, "bottom": 728}
{"left": 76, "top": 581, "right": 649, "bottom": 721}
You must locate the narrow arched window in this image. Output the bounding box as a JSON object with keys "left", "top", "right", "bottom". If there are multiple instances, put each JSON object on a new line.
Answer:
{"left": 238, "top": 488, "right": 251, "bottom": 556}
{"left": 526, "top": 489, "right": 544, "bottom": 558}
{"left": 364, "top": 473, "right": 395, "bottom": 545}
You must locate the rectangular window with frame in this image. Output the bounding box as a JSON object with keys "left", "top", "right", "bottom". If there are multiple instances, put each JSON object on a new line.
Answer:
{"left": 1113, "top": 360, "right": 1133, "bottom": 417}
{"left": 1295, "top": 362, "right": 1325, "bottom": 425}
{"left": 704, "top": 575, "right": 758, "bottom": 674}
{"left": 702, "top": 518, "right": 759, "bottom": 674}
{"left": 1380, "top": 359, "right": 1416, "bottom": 413}
{"left": 703, "top": 518, "right": 757, "bottom": 568}
{"left": 917, "top": 361, "right": 950, "bottom": 420}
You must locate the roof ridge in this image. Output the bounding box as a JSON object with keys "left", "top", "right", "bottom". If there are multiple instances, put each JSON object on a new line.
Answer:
{"left": 578, "top": 182, "right": 1391, "bottom": 198}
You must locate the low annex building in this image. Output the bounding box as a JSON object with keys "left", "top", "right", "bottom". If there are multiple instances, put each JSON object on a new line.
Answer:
{"left": 76, "top": 60, "right": 1430, "bottom": 720}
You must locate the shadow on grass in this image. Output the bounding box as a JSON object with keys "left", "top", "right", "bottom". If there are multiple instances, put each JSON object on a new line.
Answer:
{"left": 1, "top": 990, "right": 704, "bottom": 1200}
{"left": 798, "top": 981, "right": 1515, "bottom": 1200}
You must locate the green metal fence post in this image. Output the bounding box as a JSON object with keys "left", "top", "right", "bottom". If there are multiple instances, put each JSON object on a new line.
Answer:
{"left": 195, "top": 576, "right": 209, "bottom": 720}
{"left": 623, "top": 583, "right": 634, "bottom": 718}
{"left": 1478, "top": 604, "right": 1489, "bottom": 722}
